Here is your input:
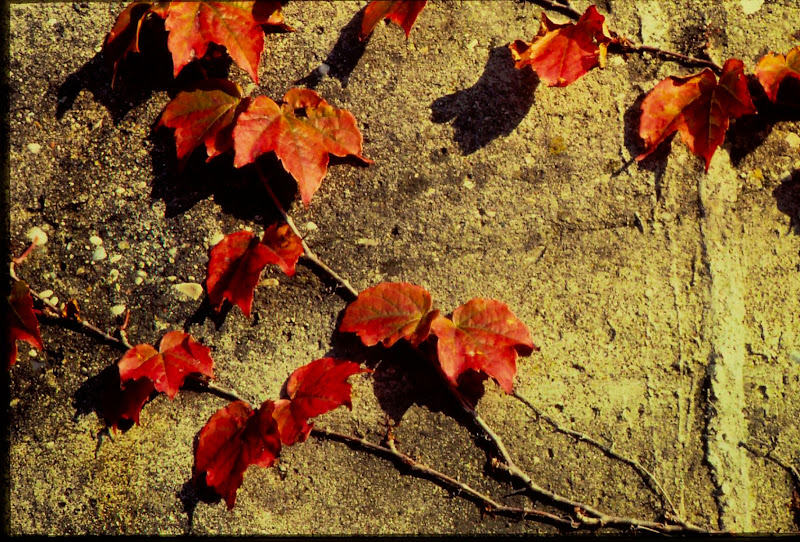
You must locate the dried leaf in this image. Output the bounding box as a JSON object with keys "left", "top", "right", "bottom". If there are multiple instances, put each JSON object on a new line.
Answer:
{"left": 340, "top": 282, "right": 439, "bottom": 347}
{"left": 359, "top": 0, "right": 427, "bottom": 40}
{"left": 6, "top": 280, "right": 44, "bottom": 370}
{"left": 260, "top": 223, "right": 304, "bottom": 277}
{"left": 637, "top": 58, "right": 756, "bottom": 171}
{"left": 756, "top": 46, "right": 800, "bottom": 103}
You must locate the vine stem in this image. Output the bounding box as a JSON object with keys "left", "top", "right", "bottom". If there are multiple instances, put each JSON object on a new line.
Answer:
{"left": 254, "top": 163, "right": 359, "bottom": 300}
{"left": 531, "top": 0, "right": 723, "bottom": 73}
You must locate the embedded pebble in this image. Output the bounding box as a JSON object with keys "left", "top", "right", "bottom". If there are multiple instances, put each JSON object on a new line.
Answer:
{"left": 111, "top": 304, "right": 126, "bottom": 316}
{"left": 39, "top": 289, "right": 54, "bottom": 299}
{"left": 356, "top": 238, "right": 379, "bottom": 246}
{"left": 786, "top": 132, "right": 800, "bottom": 150}
{"left": 167, "top": 276, "right": 177, "bottom": 282}
{"left": 117, "top": 241, "right": 130, "bottom": 250}
{"left": 173, "top": 282, "right": 203, "bottom": 300}
{"left": 27, "top": 143, "right": 41, "bottom": 154}
{"left": 259, "top": 278, "right": 280, "bottom": 287}
{"left": 109, "top": 254, "right": 122, "bottom": 264}
{"left": 109, "top": 269, "right": 119, "bottom": 281}
{"left": 26, "top": 226, "right": 48, "bottom": 246}
{"left": 209, "top": 232, "right": 225, "bottom": 246}
{"left": 304, "top": 222, "right": 318, "bottom": 232}
{"left": 134, "top": 276, "right": 144, "bottom": 285}
{"left": 49, "top": 297, "right": 59, "bottom": 307}
{"left": 136, "top": 270, "right": 147, "bottom": 277}
{"left": 91, "top": 246, "right": 107, "bottom": 261}
{"left": 318, "top": 62, "right": 330, "bottom": 76}
{"left": 89, "top": 235, "right": 103, "bottom": 246}
{"left": 29, "top": 349, "right": 38, "bottom": 358}
{"left": 740, "top": 0, "right": 764, "bottom": 15}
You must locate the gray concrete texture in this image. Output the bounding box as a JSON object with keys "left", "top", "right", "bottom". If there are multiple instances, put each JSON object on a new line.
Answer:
{"left": 7, "top": 0, "right": 800, "bottom": 535}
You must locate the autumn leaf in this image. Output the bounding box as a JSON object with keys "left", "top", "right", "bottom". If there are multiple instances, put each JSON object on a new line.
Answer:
{"left": 233, "top": 88, "right": 371, "bottom": 207}
{"left": 637, "top": 58, "right": 756, "bottom": 171}
{"left": 430, "top": 299, "right": 536, "bottom": 394}
{"left": 103, "top": 1, "right": 169, "bottom": 83}
{"left": 206, "top": 227, "right": 302, "bottom": 317}
{"left": 756, "top": 46, "right": 800, "bottom": 103}
{"left": 273, "top": 358, "right": 370, "bottom": 445}
{"left": 340, "top": 282, "right": 439, "bottom": 348}
{"left": 100, "top": 374, "right": 157, "bottom": 432}
{"left": 509, "top": 5, "right": 612, "bottom": 87}
{"left": 117, "top": 331, "right": 214, "bottom": 399}
{"left": 157, "top": 79, "right": 245, "bottom": 167}
{"left": 195, "top": 400, "right": 282, "bottom": 510}
{"left": 359, "top": 0, "right": 427, "bottom": 40}
{"left": 6, "top": 280, "right": 44, "bottom": 370}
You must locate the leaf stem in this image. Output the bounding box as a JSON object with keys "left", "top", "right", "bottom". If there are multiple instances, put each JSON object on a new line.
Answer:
{"left": 255, "top": 163, "right": 359, "bottom": 300}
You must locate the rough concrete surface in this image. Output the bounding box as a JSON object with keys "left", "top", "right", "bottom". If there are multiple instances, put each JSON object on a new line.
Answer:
{"left": 6, "top": 0, "right": 800, "bottom": 535}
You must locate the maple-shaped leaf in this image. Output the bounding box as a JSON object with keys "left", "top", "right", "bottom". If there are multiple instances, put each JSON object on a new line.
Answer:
{"left": 272, "top": 358, "right": 369, "bottom": 445}
{"left": 164, "top": 2, "right": 269, "bottom": 83}
{"left": 756, "top": 46, "right": 800, "bottom": 103}
{"left": 233, "top": 89, "right": 371, "bottom": 207}
{"left": 117, "top": 331, "right": 214, "bottom": 399}
{"left": 157, "top": 79, "right": 245, "bottom": 167}
{"left": 637, "top": 58, "right": 756, "bottom": 171}
{"left": 359, "top": 0, "right": 428, "bottom": 40}
{"left": 509, "top": 5, "right": 612, "bottom": 87}
{"left": 6, "top": 280, "right": 44, "bottom": 370}
{"left": 340, "top": 282, "right": 439, "bottom": 348}
{"left": 430, "top": 299, "right": 536, "bottom": 394}
{"left": 261, "top": 223, "right": 304, "bottom": 276}
{"left": 103, "top": 1, "right": 169, "bottom": 83}
{"left": 100, "top": 374, "right": 157, "bottom": 432}
{"left": 206, "top": 228, "right": 301, "bottom": 317}
{"left": 195, "top": 399, "right": 282, "bottom": 510}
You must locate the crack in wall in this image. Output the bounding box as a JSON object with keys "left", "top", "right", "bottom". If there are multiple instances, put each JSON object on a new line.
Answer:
{"left": 698, "top": 152, "right": 753, "bottom": 532}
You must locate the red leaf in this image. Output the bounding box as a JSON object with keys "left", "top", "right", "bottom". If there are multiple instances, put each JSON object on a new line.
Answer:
{"left": 340, "top": 282, "right": 439, "bottom": 347}
{"left": 195, "top": 400, "right": 282, "bottom": 510}
{"left": 260, "top": 223, "right": 304, "bottom": 276}
{"left": 430, "top": 299, "right": 536, "bottom": 394}
{"left": 100, "top": 374, "right": 157, "bottom": 432}
{"left": 273, "top": 358, "right": 369, "bottom": 445}
{"left": 509, "top": 5, "right": 612, "bottom": 87}
{"left": 756, "top": 46, "right": 800, "bottom": 103}
{"left": 206, "top": 228, "right": 301, "bottom": 316}
{"left": 103, "top": 1, "right": 169, "bottom": 82}
{"left": 164, "top": 2, "right": 267, "bottom": 83}
{"left": 359, "top": 0, "right": 427, "bottom": 40}
{"left": 233, "top": 89, "right": 371, "bottom": 207}
{"left": 117, "top": 331, "right": 214, "bottom": 399}
{"left": 6, "top": 280, "right": 44, "bottom": 370}
{"left": 637, "top": 58, "right": 756, "bottom": 171}
{"left": 157, "top": 79, "right": 245, "bottom": 167}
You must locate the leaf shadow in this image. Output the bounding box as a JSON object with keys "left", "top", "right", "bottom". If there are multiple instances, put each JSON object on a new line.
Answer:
{"left": 178, "top": 434, "right": 223, "bottom": 534}
{"left": 623, "top": 92, "right": 669, "bottom": 199}
{"left": 56, "top": 17, "right": 233, "bottom": 124}
{"left": 430, "top": 46, "right": 538, "bottom": 155}
{"left": 295, "top": 8, "right": 371, "bottom": 89}
{"left": 773, "top": 170, "right": 800, "bottom": 236}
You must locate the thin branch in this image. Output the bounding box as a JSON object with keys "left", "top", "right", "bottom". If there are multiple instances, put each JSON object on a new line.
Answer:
{"left": 255, "top": 163, "right": 359, "bottom": 300}
{"left": 740, "top": 440, "right": 800, "bottom": 486}
{"left": 512, "top": 390, "right": 680, "bottom": 519}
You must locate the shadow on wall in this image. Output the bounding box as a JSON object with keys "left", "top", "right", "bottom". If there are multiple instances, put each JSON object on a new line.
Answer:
{"left": 295, "top": 8, "right": 371, "bottom": 89}
{"left": 431, "top": 46, "right": 538, "bottom": 155}
{"left": 774, "top": 170, "right": 800, "bottom": 236}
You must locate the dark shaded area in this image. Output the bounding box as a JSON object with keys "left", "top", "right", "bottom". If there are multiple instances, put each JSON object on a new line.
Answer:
{"left": 623, "top": 93, "right": 668, "bottom": 199}
{"left": 295, "top": 8, "right": 370, "bottom": 89}
{"left": 773, "top": 170, "right": 800, "bottom": 236}
{"left": 178, "top": 469, "right": 222, "bottom": 534}
{"left": 56, "top": 17, "right": 232, "bottom": 124}
{"left": 431, "top": 46, "right": 538, "bottom": 155}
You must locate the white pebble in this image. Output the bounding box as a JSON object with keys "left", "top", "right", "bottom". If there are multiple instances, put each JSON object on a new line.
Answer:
{"left": 318, "top": 62, "right": 331, "bottom": 76}
{"left": 117, "top": 241, "right": 130, "bottom": 250}
{"left": 304, "top": 222, "right": 318, "bottom": 232}
{"left": 134, "top": 276, "right": 144, "bottom": 285}
{"left": 26, "top": 226, "right": 48, "bottom": 246}
{"left": 259, "top": 278, "right": 279, "bottom": 287}
{"left": 356, "top": 238, "right": 379, "bottom": 246}
{"left": 111, "top": 304, "right": 126, "bottom": 316}
{"left": 173, "top": 282, "right": 203, "bottom": 300}
{"left": 91, "top": 246, "right": 107, "bottom": 261}
{"left": 166, "top": 276, "right": 177, "bottom": 282}
{"left": 49, "top": 297, "right": 59, "bottom": 307}
{"left": 27, "top": 143, "right": 41, "bottom": 154}
{"left": 109, "top": 254, "right": 122, "bottom": 264}
{"left": 209, "top": 232, "right": 225, "bottom": 246}
{"left": 89, "top": 235, "right": 103, "bottom": 246}
{"left": 39, "top": 289, "right": 54, "bottom": 299}
{"left": 109, "top": 269, "right": 120, "bottom": 281}
{"left": 29, "top": 349, "right": 38, "bottom": 358}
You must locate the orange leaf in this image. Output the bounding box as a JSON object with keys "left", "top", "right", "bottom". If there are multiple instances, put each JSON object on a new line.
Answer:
{"left": 103, "top": 1, "right": 169, "bottom": 82}
{"left": 6, "top": 280, "right": 44, "bottom": 370}
{"left": 157, "top": 79, "right": 245, "bottom": 167}
{"left": 233, "top": 89, "right": 370, "bottom": 207}
{"left": 340, "top": 282, "right": 439, "bottom": 347}
{"left": 359, "top": 0, "right": 427, "bottom": 40}
{"left": 509, "top": 5, "right": 612, "bottom": 87}
{"left": 260, "top": 223, "right": 304, "bottom": 277}
{"left": 637, "top": 58, "right": 756, "bottom": 171}
{"left": 273, "top": 358, "right": 370, "bottom": 445}
{"left": 100, "top": 374, "right": 157, "bottom": 432}
{"left": 756, "top": 46, "right": 800, "bottom": 103}
{"left": 195, "top": 400, "right": 282, "bottom": 510}
{"left": 430, "top": 299, "right": 536, "bottom": 394}
{"left": 117, "top": 331, "right": 214, "bottom": 399}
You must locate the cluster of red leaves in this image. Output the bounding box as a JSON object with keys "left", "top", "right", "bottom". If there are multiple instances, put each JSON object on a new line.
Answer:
{"left": 511, "top": 5, "right": 800, "bottom": 170}
{"left": 205, "top": 223, "right": 303, "bottom": 317}
{"left": 359, "top": 0, "right": 427, "bottom": 40}
{"left": 195, "top": 357, "right": 369, "bottom": 509}
{"left": 103, "top": 1, "right": 292, "bottom": 84}
{"left": 6, "top": 281, "right": 44, "bottom": 370}
{"left": 158, "top": 81, "right": 370, "bottom": 206}
{"left": 104, "top": 331, "right": 215, "bottom": 431}
{"left": 340, "top": 282, "right": 537, "bottom": 394}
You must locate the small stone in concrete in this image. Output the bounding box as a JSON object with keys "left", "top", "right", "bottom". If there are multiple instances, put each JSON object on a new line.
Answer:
{"left": 89, "top": 235, "right": 103, "bottom": 246}
{"left": 111, "top": 304, "right": 126, "bottom": 316}
{"left": 39, "top": 289, "right": 54, "bottom": 299}
{"left": 173, "top": 282, "right": 203, "bottom": 300}
{"left": 209, "top": 232, "right": 225, "bottom": 246}
{"left": 91, "top": 246, "right": 107, "bottom": 261}
{"left": 27, "top": 143, "right": 41, "bottom": 154}
{"left": 26, "top": 226, "right": 48, "bottom": 246}
{"left": 740, "top": 0, "right": 764, "bottom": 15}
